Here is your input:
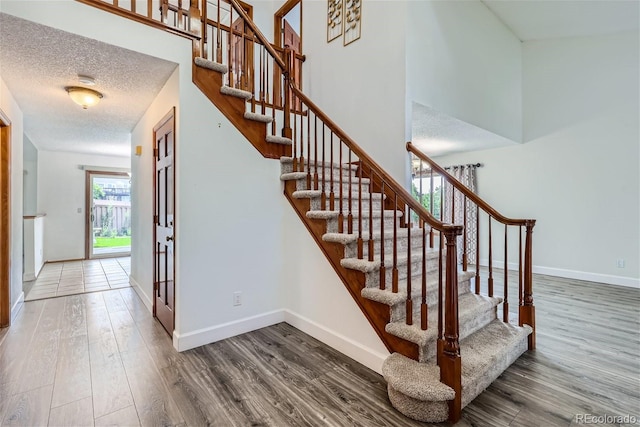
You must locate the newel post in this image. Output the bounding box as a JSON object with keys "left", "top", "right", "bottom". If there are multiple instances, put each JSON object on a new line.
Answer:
{"left": 440, "top": 225, "right": 463, "bottom": 423}
{"left": 282, "top": 47, "right": 292, "bottom": 141}
{"left": 520, "top": 220, "right": 536, "bottom": 350}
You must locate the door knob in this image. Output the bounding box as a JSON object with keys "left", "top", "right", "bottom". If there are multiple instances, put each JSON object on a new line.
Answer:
{"left": 166, "top": 236, "right": 174, "bottom": 241}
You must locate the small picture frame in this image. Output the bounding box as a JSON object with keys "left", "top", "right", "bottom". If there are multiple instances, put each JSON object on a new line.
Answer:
{"left": 327, "top": 0, "right": 343, "bottom": 43}
{"left": 343, "top": 0, "right": 361, "bottom": 46}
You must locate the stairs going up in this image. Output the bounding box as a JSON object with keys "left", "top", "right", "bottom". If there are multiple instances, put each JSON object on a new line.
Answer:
{"left": 192, "top": 56, "right": 532, "bottom": 423}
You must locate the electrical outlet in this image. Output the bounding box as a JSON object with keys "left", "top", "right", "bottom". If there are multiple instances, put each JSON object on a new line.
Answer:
{"left": 616, "top": 259, "right": 625, "bottom": 268}
{"left": 233, "top": 291, "right": 242, "bottom": 306}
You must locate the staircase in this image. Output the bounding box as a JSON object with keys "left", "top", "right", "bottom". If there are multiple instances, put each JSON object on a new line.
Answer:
{"left": 78, "top": 0, "right": 537, "bottom": 423}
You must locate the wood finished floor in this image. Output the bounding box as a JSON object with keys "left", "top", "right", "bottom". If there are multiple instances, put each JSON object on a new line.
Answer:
{"left": 0, "top": 274, "right": 638, "bottom": 426}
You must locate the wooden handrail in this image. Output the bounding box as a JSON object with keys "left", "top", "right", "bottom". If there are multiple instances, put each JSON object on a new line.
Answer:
{"left": 290, "top": 84, "right": 462, "bottom": 235}
{"left": 76, "top": 0, "right": 200, "bottom": 40}
{"left": 407, "top": 141, "right": 536, "bottom": 228}
{"left": 228, "top": 0, "right": 287, "bottom": 71}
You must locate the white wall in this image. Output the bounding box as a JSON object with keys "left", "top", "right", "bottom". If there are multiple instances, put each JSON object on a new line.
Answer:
{"left": 435, "top": 32, "right": 640, "bottom": 287}
{"left": 22, "top": 135, "right": 37, "bottom": 215}
{"left": 37, "top": 150, "right": 130, "bottom": 262}
{"left": 302, "top": 0, "right": 408, "bottom": 181}
{"left": 406, "top": 0, "right": 523, "bottom": 144}
{"left": 0, "top": 77, "right": 24, "bottom": 318}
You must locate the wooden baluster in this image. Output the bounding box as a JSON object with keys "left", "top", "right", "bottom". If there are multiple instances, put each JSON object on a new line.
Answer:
{"left": 337, "top": 142, "right": 344, "bottom": 233}
{"left": 418, "top": 158, "right": 423, "bottom": 207}
{"left": 503, "top": 224, "right": 509, "bottom": 322}
{"left": 421, "top": 224, "right": 427, "bottom": 330}
{"left": 450, "top": 187, "right": 455, "bottom": 224}
{"left": 475, "top": 205, "right": 480, "bottom": 294}
{"left": 299, "top": 99, "right": 304, "bottom": 172}
{"left": 306, "top": 106, "right": 311, "bottom": 189}
{"left": 321, "top": 123, "right": 326, "bottom": 210}
{"left": 488, "top": 216, "right": 493, "bottom": 297}
{"left": 227, "top": 6, "right": 233, "bottom": 87}
{"left": 131, "top": 0, "right": 136, "bottom": 14}
{"left": 357, "top": 161, "right": 363, "bottom": 258}
{"left": 178, "top": 0, "right": 183, "bottom": 30}
{"left": 161, "top": 0, "right": 168, "bottom": 24}
{"left": 518, "top": 225, "right": 523, "bottom": 309}
{"left": 429, "top": 169, "right": 434, "bottom": 248}
{"left": 406, "top": 207, "right": 412, "bottom": 325}
{"left": 147, "top": 0, "right": 152, "bottom": 20}
{"left": 379, "top": 180, "right": 386, "bottom": 290}
{"left": 368, "top": 164, "right": 374, "bottom": 262}
{"left": 521, "top": 221, "right": 536, "bottom": 349}
{"left": 462, "top": 196, "right": 468, "bottom": 271}
{"left": 200, "top": 0, "right": 207, "bottom": 58}
{"left": 437, "top": 235, "right": 443, "bottom": 367}
{"left": 258, "top": 47, "right": 263, "bottom": 115}
{"left": 439, "top": 182, "right": 443, "bottom": 222}
{"left": 282, "top": 47, "right": 291, "bottom": 141}
{"left": 440, "top": 226, "right": 463, "bottom": 424}
{"left": 216, "top": 0, "right": 222, "bottom": 62}
{"left": 292, "top": 89, "right": 297, "bottom": 171}
{"left": 114, "top": 0, "right": 119, "bottom": 8}
{"left": 329, "top": 133, "right": 335, "bottom": 211}
{"left": 347, "top": 150, "right": 352, "bottom": 234}
{"left": 392, "top": 192, "right": 398, "bottom": 293}
{"left": 313, "top": 116, "right": 319, "bottom": 190}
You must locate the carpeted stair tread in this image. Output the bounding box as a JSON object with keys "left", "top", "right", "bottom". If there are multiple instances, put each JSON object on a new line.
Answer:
{"left": 306, "top": 209, "right": 403, "bottom": 221}
{"left": 384, "top": 293, "right": 502, "bottom": 347}
{"left": 280, "top": 172, "right": 372, "bottom": 186}
{"left": 361, "top": 270, "right": 475, "bottom": 306}
{"left": 220, "top": 85, "right": 252, "bottom": 100}
{"left": 281, "top": 157, "right": 359, "bottom": 171}
{"left": 340, "top": 248, "right": 441, "bottom": 273}
{"left": 244, "top": 111, "right": 273, "bottom": 123}
{"left": 459, "top": 320, "right": 531, "bottom": 407}
{"left": 194, "top": 57, "right": 228, "bottom": 74}
{"left": 382, "top": 353, "right": 455, "bottom": 402}
{"left": 266, "top": 135, "right": 293, "bottom": 145}
{"left": 323, "top": 226, "right": 425, "bottom": 245}
{"left": 293, "top": 189, "right": 385, "bottom": 201}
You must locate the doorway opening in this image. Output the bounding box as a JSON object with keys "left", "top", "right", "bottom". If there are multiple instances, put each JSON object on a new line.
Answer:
{"left": 86, "top": 171, "right": 132, "bottom": 259}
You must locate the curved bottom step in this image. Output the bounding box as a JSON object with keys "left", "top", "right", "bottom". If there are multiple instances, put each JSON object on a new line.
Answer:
{"left": 382, "top": 320, "right": 532, "bottom": 423}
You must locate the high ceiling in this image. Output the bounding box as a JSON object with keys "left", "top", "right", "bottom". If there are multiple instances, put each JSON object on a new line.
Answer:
{"left": 0, "top": 13, "right": 177, "bottom": 157}
{"left": 482, "top": 0, "right": 639, "bottom": 41}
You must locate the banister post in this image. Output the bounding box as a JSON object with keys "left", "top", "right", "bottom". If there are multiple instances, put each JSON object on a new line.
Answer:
{"left": 520, "top": 220, "right": 536, "bottom": 350}
{"left": 282, "top": 46, "right": 292, "bottom": 140}
{"left": 188, "top": 0, "right": 202, "bottom": 58}
{"left": 440, "top": 225, "right": 463, "bottom": 423}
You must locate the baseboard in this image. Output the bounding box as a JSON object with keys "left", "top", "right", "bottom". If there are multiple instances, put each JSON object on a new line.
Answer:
{"left": 174, "top": 309, "right": 286, "bottom": 352}
{"left": 532, "top": 266, "right": 639, "bottom": 289}
{"left": 22, "top": 272, "right": 35, "bottom": 281}
{"left": 283, "top": 309, "right": 388, "bottom": 375}
{"left": 477, "top": 259, "right": 639, "bottom": 289}
{"left": 129, "top": 275, "right": 152, "bottom": 312}
{"left": 11, "top": 291, "right": 24, "bottom": 321}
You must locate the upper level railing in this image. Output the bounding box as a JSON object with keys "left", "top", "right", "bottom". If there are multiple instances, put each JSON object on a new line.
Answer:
{"left": 407, "top": 142, "right": 536, "bottom": 349}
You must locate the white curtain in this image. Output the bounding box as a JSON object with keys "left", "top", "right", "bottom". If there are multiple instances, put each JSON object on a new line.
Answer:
{"left": 443, "top": 165, "right": 478, "bottom": 266}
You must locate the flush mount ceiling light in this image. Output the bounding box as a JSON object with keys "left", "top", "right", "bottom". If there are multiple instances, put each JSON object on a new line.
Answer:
{"left": 65, "top": 86, "right": 103, "bottom": 109}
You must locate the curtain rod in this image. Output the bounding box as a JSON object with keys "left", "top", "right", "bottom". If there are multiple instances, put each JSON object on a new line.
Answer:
{"left": 444, "top": 163, "right": 482, "bottom": 170}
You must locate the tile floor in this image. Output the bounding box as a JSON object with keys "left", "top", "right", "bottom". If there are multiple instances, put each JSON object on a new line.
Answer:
{"left": 24, "top": 257, "right": 131, "bottom": 302}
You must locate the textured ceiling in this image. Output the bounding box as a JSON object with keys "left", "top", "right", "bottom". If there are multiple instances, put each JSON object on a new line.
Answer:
{"left": 482, "top": 0, "right": 639, "bottom": 41}
{"left": 0, "top": 13, "right": 178, "bottom": 157}
{"left": 411, "top": 103, "right": 516, "bottom": 158}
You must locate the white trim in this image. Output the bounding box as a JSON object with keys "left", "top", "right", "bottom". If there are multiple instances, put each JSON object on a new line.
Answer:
{"left": 174, "top": 310, "right": 286, "bottom": 352}
{"left": 129, "top": 275, "right": 152, "bottom": 312}
{"left": 11, "top": 291, "right": 24, "bottom": 321}
{"left": 283, "top": 309, "right": 389, "bottom": 375}
{"left": 478, "top": 259, "right": 639, "bottom": 289}
{"left": 22, "top": 273, "right": 36, "bottom": 281}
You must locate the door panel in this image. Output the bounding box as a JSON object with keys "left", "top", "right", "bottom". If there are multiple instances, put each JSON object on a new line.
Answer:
{"left": 153, "top": 110, "right": 175, "bottom": 336}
